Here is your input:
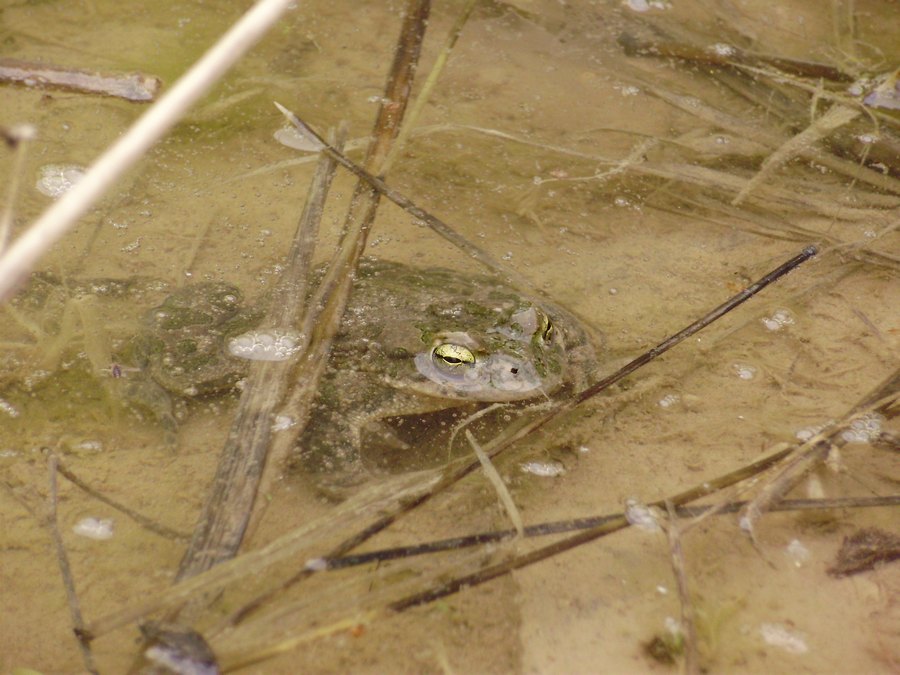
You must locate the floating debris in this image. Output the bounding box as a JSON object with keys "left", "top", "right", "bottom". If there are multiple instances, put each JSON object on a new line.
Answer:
{"left": 274, "top": 125, "right": 324, "bottom": 152}
{"left": 0, "top": 57, "right": 161, "bottom": 101}
{"left": 795, "top": 422, "right": 829, "bottom": 442}
{"left": 141, "top": 621, "right": 220, "bottom": 675}
{"left": 860, "top": 68, "right": 900, "bottom": 110}
{"left": 759, "top": 622, "right": 808, "bottom": 655}
{"left": 625, "top": 499, "right": 661, "bottom": 532}
{"left": 271, "top": 414, "right": 296, "bottom": 432}
{"left": 624, "top": 0, "right": 671, "bottom": 12}
{"left": 828, "top": 527, "right": 900, "bottom": 577}
{"left": 785, "top": 539, "right": 811, "bottom": 567}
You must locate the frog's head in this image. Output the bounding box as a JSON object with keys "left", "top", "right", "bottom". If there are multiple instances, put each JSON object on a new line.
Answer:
{"left": 411, "top": 301, "right": 567, "bottom": 402}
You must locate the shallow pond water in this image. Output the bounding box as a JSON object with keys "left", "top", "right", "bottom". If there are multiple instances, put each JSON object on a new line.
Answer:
{"left": 1, "top": 0, "right": 898, "bottom": 672}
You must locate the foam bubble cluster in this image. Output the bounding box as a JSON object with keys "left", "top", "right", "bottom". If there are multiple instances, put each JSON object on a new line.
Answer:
{"left": 36, "top": 164, "right": 85, "bottom": 197}
{"left": 227, "top": 330, "right": 303, "bottom": 362}
{"left": 73, "top": 517, "right": 114, "bottom": 540}
{"left": 761, "top": 309, "right": 795, "bottom": 331}
{"left": 841, "top": 412, "right": 884, "bottom": 444}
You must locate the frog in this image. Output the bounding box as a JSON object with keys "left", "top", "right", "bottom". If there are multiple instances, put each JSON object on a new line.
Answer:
{"left": 293, "top": 258, "right": 596, "bottom": 489}
{"left": 124, "top": 259, "right": 596, "bottom": 485}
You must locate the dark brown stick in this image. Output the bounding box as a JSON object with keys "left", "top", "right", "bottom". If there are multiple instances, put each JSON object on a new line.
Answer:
{"left": 617, "top": 34, "right": 853, "bottom": 83}
{"left": 322, "top": 495, "right": 900, "bottom": 569}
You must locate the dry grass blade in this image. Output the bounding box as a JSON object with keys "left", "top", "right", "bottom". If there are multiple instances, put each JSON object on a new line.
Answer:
{"left": 275, "top": 106, "right": 576, "bottom": 312}
{"left": 617, "top": 33, "right": 854, "bottom": 82}
{"left": 467, "top": 429, "right": 524, "bottom": 538}
{"left": 82, "top": 470, "right": 443, "bottom": 640}
{"left": 321, "top": 495, "right": 900, "bottom": 570}
{"left": 640, "top": 82, "right": 900, "bottom": 195}
{"left": 270, "top": 0, "right": 431, "bottom": 440}
{"left": 664, "top": 502, "right": 699, "bottom": 675}
{"left": 381, "top": 0, "right": 478, "bottom": 174}
{"left": 739, "top": 368, "right": 900, "bottom": 536}
{"left": 174, "top": 128, "right": 347, "bottom": 583}
{"left": 732, "top": 104, "right": 861, "bottom": 205}
{"left": 51, "top": 455, "right": 189, "bottom": 542}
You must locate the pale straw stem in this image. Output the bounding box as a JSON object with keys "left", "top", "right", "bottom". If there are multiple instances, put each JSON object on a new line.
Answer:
{"left": 0, "top": 0, "right": 296, "bottom": 300}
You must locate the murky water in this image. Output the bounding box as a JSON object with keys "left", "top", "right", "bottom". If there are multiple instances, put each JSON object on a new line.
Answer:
{"left": 1, "top": 0, "right": 898, "bottom": 672}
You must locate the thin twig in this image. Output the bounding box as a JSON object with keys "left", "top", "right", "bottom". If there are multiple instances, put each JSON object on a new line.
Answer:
{"left": 664, "top": 501, "right": 699, "bottom": 675}
{"left": 50, "top": 452, "right": 189, "bottom": 542}
{"left": 213, "top": 0, "right": 434, "bottom": 622}
{"left": 322, "top": 495, "right": 900, "bottom": 570}
{"left": 617, "top": 33, "right": 854, "bottom": 82}
{"left": 46, "top": 455, "right": 98, "bottom": 674}
{"left": 732, "top": 104, "right": 861, "bottom": 205}
{"left": 0, "top": 0, "right": 295, "bottom": 301}
{"left": 282, "top": 0, "right": 432, "bottom": 367}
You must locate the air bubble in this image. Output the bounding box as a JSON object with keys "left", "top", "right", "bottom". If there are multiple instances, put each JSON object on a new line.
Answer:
{"left": 520, "top": 460, "right": 566, "bottom": 477}
{"left": 733, "top": 363, "right": 757, "bottom": 380}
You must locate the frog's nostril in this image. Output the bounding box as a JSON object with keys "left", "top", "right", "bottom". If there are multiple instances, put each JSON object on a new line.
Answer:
{"left": 510, "top": 367, "right": 519, "bottom": 375}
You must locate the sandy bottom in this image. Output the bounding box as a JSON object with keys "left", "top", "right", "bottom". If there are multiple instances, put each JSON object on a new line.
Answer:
{"left": 0, "top": 0, "right": 897, "bottom": 672}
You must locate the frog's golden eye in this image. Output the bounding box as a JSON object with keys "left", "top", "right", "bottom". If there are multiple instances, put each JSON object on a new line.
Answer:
{"left": 539, "top": 313, "right": 554, "bottom": 342}
{"left": 432, "top": 343, "right": 476, "bottom": 370}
